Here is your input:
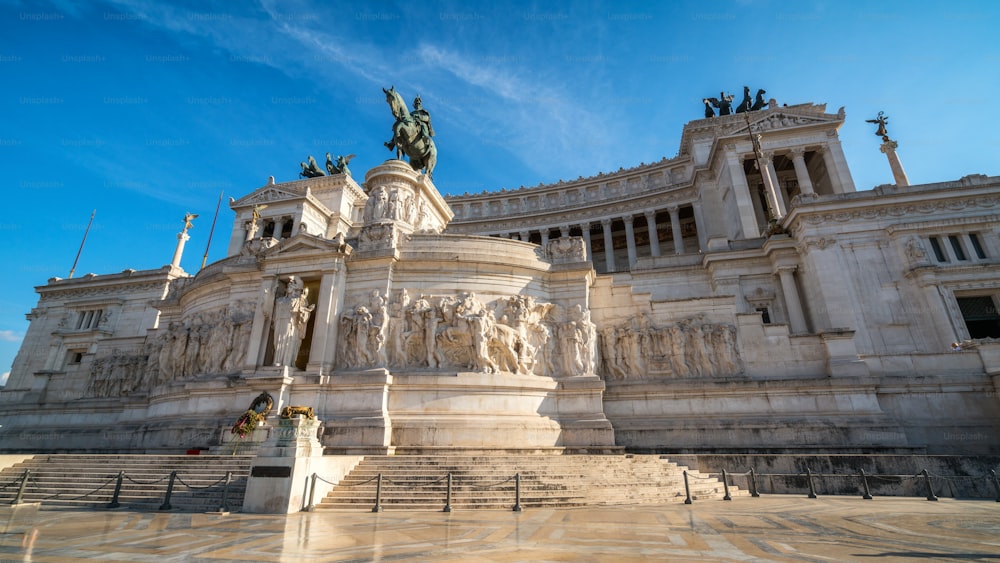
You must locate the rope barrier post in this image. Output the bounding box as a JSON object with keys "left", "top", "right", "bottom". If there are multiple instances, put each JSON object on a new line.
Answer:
{"left": 371, "top": 473, "right": 383, "bottom": 513}
{"left": 805, "top": 468, "right": 817, "bottom": 499}
{"left": 443, "top": 472, "right": 453, "bottom": 513}
{"left": 748, "top": 468, "right": 760, "bottom": 498}
{"left": 990, "top": 470, "right": 1000, "bottom": 503}
{"left": 859, "top": 468, "right": 873, "bottom": 500}
{"left": 218, "top": 471, "right": 232, "bottom": 513}
{"left": 11, "top": 470, "right": 30, "bottom": 505}
{"left": 721, "top": 469, "right": 732, "bottom": 501}
{"left": 512, "top": 473, "right": 523, "bottom": 512}
{"left": 921, "top": 469, "right": 938, "bottom": 501}
{"left": 683, "top": 470, "right": 692, "bottom": 505}
{"left": 107, "top": 470, "right": 125, "bottom": 509}
{"left": 159, "top": 471, "right": 177, "bottom": 511}
{"left": 304, "top": 473, "right": 317, "bottom": 512}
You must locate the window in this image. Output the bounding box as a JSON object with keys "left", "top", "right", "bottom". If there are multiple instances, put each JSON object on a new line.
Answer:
{"left": 74, "top": 309, "right": 103, "bottom": 330}
{"left": 969, "top": 233, "right": 987, "bottom": 260}
{"left": 928, "top": 233, "right": 989, "bottom": 263}
{"left": 948, "top": 236, "right": 967, "bottom": 261}
{"left": 957, "top": 296, "right": 1000, "bottom": 339}
{"left": 755, "top": 307, "right": 772, "bottom": 324}
{"left": 929, "top": 237, "right": 946, "bottom": 262}
{"left": 66, "top": 350, "right": 84, "bottom": 366}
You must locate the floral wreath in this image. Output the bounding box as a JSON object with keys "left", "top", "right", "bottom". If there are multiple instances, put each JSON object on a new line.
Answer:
{"left": 231, "top": 391, "right": 274, "bottom": 438}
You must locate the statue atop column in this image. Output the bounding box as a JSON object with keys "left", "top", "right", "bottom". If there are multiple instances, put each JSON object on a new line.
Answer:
{"left": 866, "top": 111, "right": 891, "bottom": 141}
{"left": 867, "top": 111, "right": 909, "bottom": 187}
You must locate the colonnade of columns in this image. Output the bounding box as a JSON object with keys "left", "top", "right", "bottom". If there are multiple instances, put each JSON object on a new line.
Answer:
{"left": 498, "top": 204, "right": 699, "bottom": 272}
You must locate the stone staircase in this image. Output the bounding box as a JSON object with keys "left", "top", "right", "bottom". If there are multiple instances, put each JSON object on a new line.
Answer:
{"left": 0, "top": 454, "right": 253, "bottom": 511}
{"left": 315, "top": 454, "right": 747, "bottom": 510}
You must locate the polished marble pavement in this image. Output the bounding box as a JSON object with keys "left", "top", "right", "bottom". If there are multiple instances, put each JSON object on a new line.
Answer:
{"left": 3, "top": 496, "right": 1000, "bottom": 562}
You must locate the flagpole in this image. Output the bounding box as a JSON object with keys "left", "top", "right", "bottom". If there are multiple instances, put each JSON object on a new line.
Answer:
{"left": 201, "top": 190, "right": 223, "bottom": 270}
{"left": 68, "top": 209, "right": 96, "bottom": 279}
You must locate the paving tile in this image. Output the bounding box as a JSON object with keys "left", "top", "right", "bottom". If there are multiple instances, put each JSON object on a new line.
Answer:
{"left": 2, "top": 496, "right": 1000, "bottom": 562}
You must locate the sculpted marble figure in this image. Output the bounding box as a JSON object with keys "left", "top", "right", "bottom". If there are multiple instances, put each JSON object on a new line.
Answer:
{"left": 272, "top": 276, "right": 315, "bottom": 368}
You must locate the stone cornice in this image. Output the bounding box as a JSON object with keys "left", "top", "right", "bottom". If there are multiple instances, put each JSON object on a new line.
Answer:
{"left": 37, "top": 268, "right": 179, "bottom": 301}
{"left": 784, "top": 175, "right": 1000, "bottom": 236}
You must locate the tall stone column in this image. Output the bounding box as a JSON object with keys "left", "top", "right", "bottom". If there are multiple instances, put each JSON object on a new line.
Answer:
{"left": 601, "top": 218, "right": 616, "bottom": 272}
{"left": 644, "top": 211, "right": 661, "bottom": 257}
{"left": 668, "top": 206, "right": 684, "bottom": 255}
{"left": 559, "top": 224, "right": 570, "bottom": 238}
{"left": 880, "top": 140, "right": 910, "bottom": 187}
{"left": 623, "top": 214, "right": 637, "bottom": 267}
{"left": 725, "top": 148, "right": 760, "bottom": 238}
{"left": 691, "top": 201, "right": 707, "bottom": 252}
{"left": 540, "top": 229, "right": 550, "bottom": 248}
{"left": 789, "top": 147, "right": 815, "bottom": 196}
{"left": 245, "top": 275, "right": 277, "bottom": 369}
{"left": 775, "top": 266, "right": 808, "bottom": 334}
{"left": 170, "top": 232, "right": 189, "bottom": 269}
{"left": 820, "top": 139, "right": 856, "bottom": 193}
{"left": 519, "top": 230, "right": 530, "bottom": 243}
{"left": 306, "top": 268, "right": 347, "bottom": 376}
{"left": 580, "top": 222, "right": 593, "bottom": 261}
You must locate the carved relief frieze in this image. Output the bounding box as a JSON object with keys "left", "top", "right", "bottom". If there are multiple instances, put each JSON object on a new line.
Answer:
{"left": 599, "top": 313, "right": 742, "bottom": 380}
{"left": 338, "top": 290, "right": 596, "bottom": 378}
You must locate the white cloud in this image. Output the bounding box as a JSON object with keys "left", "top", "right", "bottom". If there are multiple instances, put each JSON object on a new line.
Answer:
{"left": 0, "top": 372, "right": 8, "bottom": 386}
{"left": 0, "top": 330, "right": 21, "bottom": 343}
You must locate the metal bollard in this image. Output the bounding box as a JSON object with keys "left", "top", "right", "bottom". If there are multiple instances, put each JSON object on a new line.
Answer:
{"left": 159, "top": 471, "right": 177, "bottom": 511}
{"left": 805, "top": 468, "right": 817, "bottom": 499}
{"left": 372, "top": 473, "right": 383, "bottom": 513}
{"left": 107, "top": 470, "right": 125, "bottom": 509}
{"left": 219, "top": 471, "right": 232, "bottom": 513}
{"left": 990, "top": 470, "right": 1000, "bottom": 503}
{"left": 721, "top": 469, "right": 732, "bottom": 501}
{"left": 683, "top": 470, "right": 692, "bottom": 505}
{"left": 304, "top": 473, "right": 317, "bottom": 512}
{"left": 921, "top": 469, "right": 938, "bottom": 501}
{"left": 443, "top": 472, "right": 452, "bottom": 513}
{"left": 748, "top": 468, "right": 760, "bottom": 498}
{"left": 859, "top": 468, "right": 873, "bottom": 500}
{"left": 512, "top": 473, "right": 522, "bottom": 512}
{"left": 11, "top": 470, "right": 30, "bottom": 505}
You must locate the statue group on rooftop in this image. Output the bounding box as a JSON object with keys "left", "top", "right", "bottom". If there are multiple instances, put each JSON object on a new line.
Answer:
{"left": 703, "top": 86, "right": 768, "bottom": 118}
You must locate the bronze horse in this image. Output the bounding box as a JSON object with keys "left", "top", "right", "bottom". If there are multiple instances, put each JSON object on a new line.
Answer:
{"left": 383, "top": 86, "right": 437, "bottom": 177}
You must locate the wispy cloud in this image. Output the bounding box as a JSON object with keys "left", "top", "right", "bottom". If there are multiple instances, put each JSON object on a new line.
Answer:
{"left": 0, "top": 371, "right": 8, "bottom": 386}
{"left": 0, "top": 330, "right": 21, "bottom": 343}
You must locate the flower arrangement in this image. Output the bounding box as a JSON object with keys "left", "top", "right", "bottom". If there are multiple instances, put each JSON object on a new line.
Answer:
{"left": 229, "top": 391, "right": 274, "bottom": 451}
{"left": 231, "top": 408, "right": 263, "bottom": 438}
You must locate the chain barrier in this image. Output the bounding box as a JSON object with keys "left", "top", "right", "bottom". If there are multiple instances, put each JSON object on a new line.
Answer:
{"left": 174, "top": 474, "right": 229, "bottom": 491}
{"left": 717, "top": 466, "right": 1000, "bottom": 500}
{"left": 382, "top": 474, "right": 451, "bottom": 487}
{"left": 321, "top": 474, "right": 379, "bottom": 487}
{"left": 124, "top": 474, "right": 170, "bottom": 486}
{"left": 36, "top": 474, "right": 119, "bottom": 501}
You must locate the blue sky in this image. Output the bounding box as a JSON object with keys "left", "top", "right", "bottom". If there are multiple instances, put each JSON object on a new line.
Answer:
{"left": 1, "top": 0, "right": 998, "bottom": 383}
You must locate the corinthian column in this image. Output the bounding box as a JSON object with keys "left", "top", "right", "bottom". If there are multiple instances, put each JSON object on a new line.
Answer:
{"left": 601, "top": 218, "right": 615, "bottom": 272}
{"left": 644, "top": 210, "right": 661, "bottom": 257}
{"left": 789, "top": 147, "right": 815, "bottom": 195}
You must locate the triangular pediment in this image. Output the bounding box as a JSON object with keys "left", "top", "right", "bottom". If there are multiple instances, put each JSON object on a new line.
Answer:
{"left": 261, "top": 232, "right": 350, "bottom": 256}
{"left": 723, "top": 111, "right": 838, "bottom": 137}
{"left": 231, "top": 186, "right": 307, "bottom": 208}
